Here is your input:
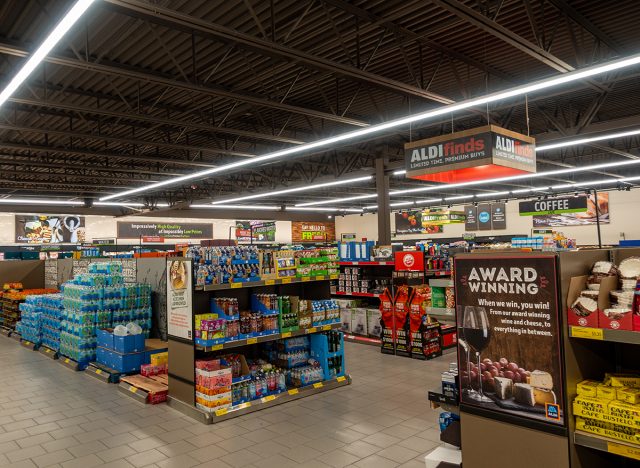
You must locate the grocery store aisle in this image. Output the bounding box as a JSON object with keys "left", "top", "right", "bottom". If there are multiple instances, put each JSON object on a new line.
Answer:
{"left": 0, "top": 337, "right": 449, "bottom": 468}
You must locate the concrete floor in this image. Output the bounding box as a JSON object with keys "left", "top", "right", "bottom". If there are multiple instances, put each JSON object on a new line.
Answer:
{"left": 0, "top": 336, "right": 452, "bottom": 468}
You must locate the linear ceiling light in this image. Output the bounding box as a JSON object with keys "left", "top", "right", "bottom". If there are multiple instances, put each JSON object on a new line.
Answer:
{"left": 393, "top": 170, "right": 407, "bottom": 176}
{"left": 296, "top": 193, "right": 378, "bottom": 207}
{"left": 94, "top": 202, "right": 145, "bottom": 207}
{"left": 209, "top": 176, "right": 372, "bottom": 205}
{"left": 537, "top": 128, "right": 640, "bottom": 151}
{"left": 389, "top": 201, "right": 415, "bottom": 207}
{"left": 0, "top": 198, "right": 84, "bottom": 206}
{"left": 0, "top": 0, "right": 96, "bottom": 109}
{"left": 285, "top": 206, "right": 363, "bottom": 213}
{"left": 190, "top": 204, "right": 280, "bottom": 210}
{"left": 444, "top": 195, "right": 474, "bottom": 201}
{"left": 475, "top": 191, "right": 511, "bottom": 198}
{"left": 100, "top": 53, "right": 640, "bottom": 202}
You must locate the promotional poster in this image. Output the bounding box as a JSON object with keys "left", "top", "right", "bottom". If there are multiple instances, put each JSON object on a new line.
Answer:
{"left": 15, "top": 215, "right": 85, "bottom": 244}
{"left": 235, "top": 221, "right": 276, "bottom": 242}
{"left": 454, "top": 254, "right": 565, "bottom": 426}
{"left": 394, "top": 211, "right": 444, "bottom": 235}
{"left": 118, "top": 222, "right": 213, "bottom": 239}
{"left": 167, "top": 259, "right": 193, "bottom": 340}
{"left": 530, "top": 193, "right": 609, "bottom": 227}
{"left": 291, "top": 221, "right": 336, "bottom": 242}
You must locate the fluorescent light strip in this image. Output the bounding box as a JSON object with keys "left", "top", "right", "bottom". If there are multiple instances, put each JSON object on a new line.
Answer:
{"left": 0, "top": 0, "right": 96, "bottom": 108}
{"left": 296, "top": 193, "right": 377, "bottom": 207}
{"left": 415, "top": 198, "right": 443, "bottom": 204}
{"left": 444, "top": 195, "right": 474, "bottom": 201}
{"left": 393, "top": 170, "right": 407, "bottom": 176}
{"left": 0, "top": 198, "right": 83, "bottom": 205}
{"left": 389, "top": 201, "right": 415, "bottom": 207}
{"left": 94, "top": 202, "right": 145, "bottom": 207}
{"left": 285, "top": 206, "right": 363, "bottom": 213}
{"left": 537, "top": 128, "right": 640, "bottom": 151}
{"left": 475, "top": 191, "right": 511, "bottom": 198}
{"left": 209, "top": 175, "right": 372, "bottom": 205}
{"left": 191, "top": 204, "right": 280, "bottom": 210}
{"left": 100, "top": 53, "right": 640, "bottom": 201}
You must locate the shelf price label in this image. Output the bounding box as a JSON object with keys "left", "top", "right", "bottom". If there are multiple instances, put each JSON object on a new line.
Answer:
{"left": 45, "top": 348, "right": 51, "bottom": 354}
{"left": 281, "top": 278, "right": 292, "bottom": 284}
{"left": 570, "top": 326, "right": 604, "bottom": 340}
{"left": 322, "top": 325, "right": 331, "bottom": 331}
{"left": 330, "top": 274, "right": 339, "bottom": 279}
{"left": 307, "top": 327, "right": 317, "bottom": 334}
{"left": 288, "top": 388, "right": 299, "bottom": 395}
{"left": 265, "top": 279, "right": 275, "bottom": 286}
{"left": 316, "top": 275, "right": 325, "bottom": 281}
{"left": 313, "top": 382, "right": 324, "bottom": 389}
{"left": 210, "top": 344, "right": 223, "bottom": 351}
{"left": 608, "top": 441, "right": 640, "bottom": 460}
{"left": 261, "top": 395, "right": 276, "bottom": 403}
{"left": 281, "top": 332, "right": 292, "bottom": 338}
{"left": 337, "top": 376, "right": 346, "bottom": 382}
{"left": 95, "top": 369, "right": 102, "bottom": 375}
{"left": 246, "top": 337, "right": 258, "bottom": 345}
{"left": 64, "top": 358, "right": 70, "bottom": 364}
{"left": 215, "top": 408, "right": 228, "bottom": 417}
{"left": 302, "top": 277, "right": 311, "bottom": 282}
{"left": 230, "top": 282, "right": 242, "bottom": 289}
{"left": 129, "top": 387, "right": 138, "bottom": 394}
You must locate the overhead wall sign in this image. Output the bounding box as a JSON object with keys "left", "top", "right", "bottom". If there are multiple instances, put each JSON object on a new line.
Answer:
{"left": 519, "top": 196, "right": 588, "bottom": 216}
{"left": 15, "top": 215, "right": 85, "bottom": 244}
{"left": 292, "top": 221, "right": 336, "bottom": 242}
{"left": 465, "top": 203, "right": 507, "bottom": 231}
{"left": 395, "top": 211, "right": 444, "bottom": 235}
{"left": 529, "top": 193, "right": 610, "bottom": 227}
{"left": 117, "top": 222, "right": 213, "bottom": 239}
{"left": 235, "top": 221, "right": 276, "bottom": 243}
{"left": 404, "top": 125, "right": 536, "bottom": 184}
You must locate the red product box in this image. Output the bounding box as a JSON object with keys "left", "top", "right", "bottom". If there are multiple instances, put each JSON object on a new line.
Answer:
{"left": 395, "top": 251, "right": 424, "bottom": 272}
{"left": 634, "top": 314, "right": 640, "bottom": 331}
{"left": 599, "top": 309, "right": 633, "bottom": 331}
{"left": 566, "top": 275, "right": 616, "bottom": 328}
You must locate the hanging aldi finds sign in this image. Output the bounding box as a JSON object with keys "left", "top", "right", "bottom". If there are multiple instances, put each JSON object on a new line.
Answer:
{"left": 519, "top": 196, "right": 588, "bottom": 216}
{"left": 404, "top": 125, "right": 536, "bottom": 184}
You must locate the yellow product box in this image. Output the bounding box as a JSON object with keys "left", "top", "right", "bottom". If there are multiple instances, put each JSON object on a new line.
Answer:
{"left": 195, "top": 313, "right": 218, "bottom": 330}
{"left": 573, "top": 395, "right": 609, "bottom": 415}
{"left": 609, "top": 400, "right": 640, "bottom": 420}
{"left": 596, "top": 384, "right": 618, "bottom": 401}
{"left": 576, "top": 380, "right": 600, "bottom": 398}
{"left": 574, "top": 405, "right": 640, "bottom": 429}
{"left": 617, "top": 387, "right": 640, "bottom": 405}
{"left": 150, "top": 352, "right": 168, "bottom": 366}
{"left": 575, "top": 417, "right": 640, "bottom": 445}
{"left": 605, "top": 373, "right": 640, "bottom": 388}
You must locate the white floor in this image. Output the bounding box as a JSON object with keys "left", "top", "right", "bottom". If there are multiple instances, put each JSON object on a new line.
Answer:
{"left": 0, "top": 337, "right": 452, "bottom": 468}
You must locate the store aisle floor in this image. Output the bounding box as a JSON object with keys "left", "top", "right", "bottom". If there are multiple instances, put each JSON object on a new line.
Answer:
{"left": 0, "top": 337, "right": 451, "bottom": 468}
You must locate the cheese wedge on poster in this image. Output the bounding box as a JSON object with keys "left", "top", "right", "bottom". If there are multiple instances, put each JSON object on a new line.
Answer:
{"left": 528, "top": 370, "right": 553, "bottom": 390}
{"left": 533, "top": 388, "right": 556, "bottom": 406}
{"left": 494, "top": 377, "right": 513, "bottom": 400}
{"left": 514, "top": 383, "right": 536, "bottom": 406}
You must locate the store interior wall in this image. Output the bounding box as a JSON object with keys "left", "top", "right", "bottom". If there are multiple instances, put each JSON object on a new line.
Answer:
{"left": 335, "top": 190, "right": 640, "bottom": 245}
{"left": 0, "top": 214, "right": 295, "bottom": 245}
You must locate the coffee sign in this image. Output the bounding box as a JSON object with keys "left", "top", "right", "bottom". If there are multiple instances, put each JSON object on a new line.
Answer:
{"left": 519, "top": 196, "right": 588, "bottom": 216}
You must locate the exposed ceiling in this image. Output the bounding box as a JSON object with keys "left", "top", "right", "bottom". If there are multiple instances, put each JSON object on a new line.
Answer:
{"left": 0, "top": 0, "right": 639, "bottom": 214}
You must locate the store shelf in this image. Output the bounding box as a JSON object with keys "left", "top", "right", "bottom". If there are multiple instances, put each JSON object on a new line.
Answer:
{"left": 195, "top": 322, "right": 341, "bottom": 352}
{"left": 425, "top": 269, "right": 451, "bottom": 276}
{"left": 338, "top": 261, "right": 394, "bottom": 266}
{"left": 574, "top": 431, "right": 640, "bottom": 461}
{"left": 426, "top": 307, "right": 455, "bottom": 318}
{"left": 343, "top": 334, "right": 381, "bottom": 346}
{"left": 195, "top": 274, "right": 339, "bottom": 291}
{"left": 198, "top": 375, "right": 351, "bottom": 424}
{"left": 118, "top": 380, "right": 151, "bottom": 404}
{"left": 569, "top": 326, "right": 640, "bottom": 345}
{"left": 333, "top": 291, "right": 381, "bottom": 298}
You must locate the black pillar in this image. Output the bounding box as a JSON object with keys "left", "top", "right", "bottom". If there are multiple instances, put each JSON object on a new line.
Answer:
{"left": 376, "top": 158, "right": 391, "bottom": 244}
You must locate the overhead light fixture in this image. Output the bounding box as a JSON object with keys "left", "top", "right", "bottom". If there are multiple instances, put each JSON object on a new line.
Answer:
{"left": 363, "top": 205, "right": 378, "bottom": 210}
{"left": 296, "top": 193, "right": 377, "bottom": 207}
{"left": 389, "top": 201, "right": 415, "bottom": 207}
{"left": 190, "top": 204, "right": 280, "bottom": 210}
{"left": 475, "top": 191, "right": 511, "bottom": 198}
{"left": 94, "top": 202, "right": 145, "bottom": 207}
{"left": 100, "top": 54, "right": 640, "bottom": 201}
{"left": 209, "top": 175, "right": 372, "bottom": 205}
{"left": 0, "top": 0, "right": 97, "bottom": 109}
{"left": 415, "top": 198, "right": 443, "bottom": 204}
{"left": 0, "top": 198, "right": 83, "bottom": 206}
{"left": 285, "top": 206, "right": 363, "bottom": 213}
{"left": 444, "top": 195, "right": 474, "bottom": 201}
{"left": 393, "top": 170, "right": 407, "bottom": 176}
{"left": 537, "top": 128, "right": 640, "bottom": 151}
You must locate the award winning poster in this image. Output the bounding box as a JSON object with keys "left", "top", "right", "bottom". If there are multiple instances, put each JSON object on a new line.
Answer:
{"left": 167, "top": 259, "right": 193, "bottom": 340}
{"left": 454, "top": 254, "right": 565, "bottom": 426}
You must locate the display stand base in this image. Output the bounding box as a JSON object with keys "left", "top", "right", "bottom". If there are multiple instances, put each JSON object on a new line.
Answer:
{"left": 84, "top": 362, "right": 132, "bottom": 383}
{"left": 10, "top": 331, "right": 21, "bottom": 342}
{"left": 343, "top": 334, "right": 381, "bottom": 346}
{"left": 173, "top": 375, "right": 352, "bottom": 425}
{"left": 20, "top": 339, "right": 39, "bottom": 351}
{"left": 118, "top": 380, "right": 151, "bottom": 404}
{"left": 0, "top": 326, "right": 11, "bottom": 337}
{"left": 58, "top": 356, "right": 88, "bottom": 371}
{"left": 38, "top": 346, "right": 59, "bottom": 360}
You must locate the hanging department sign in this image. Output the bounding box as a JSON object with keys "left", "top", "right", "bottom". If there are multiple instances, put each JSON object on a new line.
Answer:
{"left": 117, "top": 222, "right": 213, "bottom": 239}
{"left": 519, "top": 196, "right": 588, "bottom": 216}
{"left": 404, "top": 125, "right": 536, "bottom": 184}
{"left": 292, "top": 221, "right": 336, "bottom": 242}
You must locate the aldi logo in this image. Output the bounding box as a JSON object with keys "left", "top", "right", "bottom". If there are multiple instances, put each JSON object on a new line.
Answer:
{"left": 545, "top": 403, "right": 561, "bottom": 421}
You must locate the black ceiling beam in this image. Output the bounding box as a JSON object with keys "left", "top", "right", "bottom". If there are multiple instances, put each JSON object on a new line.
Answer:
{"left": 0, "top": 122, "right": 253, "bottom": 159}
{"left": 431, "top": 0, "right": 576, "bottom": 73}
{"left": 0, "top": 42, "right": 367, "bottom": 128}
{"left": 103, "top": 0, "right": 455, "bottom": 105}
{"left": 321, "top": 0, "right": 513, "bottom": 83}
{"left": 8, "top": 97, "right": 305, "bottom": 146}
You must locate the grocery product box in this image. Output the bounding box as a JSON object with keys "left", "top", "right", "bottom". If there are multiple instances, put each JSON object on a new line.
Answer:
{"left": 575, "top": 417, "right": 640, "bottom": 444}
{"left": 96, "top": 347, "right": 145, "bottom": 373}
{"left": 150, "top": 351, "right": 168, "bottom": 367}
{"left": 340, "top": 308, "right": 352, "bottom": 333}
{"left": 351, "top": 308, "right": 367, "bottom": 336}
{"left": 566, "top": 275, "right": 616, "bottom": 328}
{"left": 366, "top": 309, "right": 381, "bottom": 337}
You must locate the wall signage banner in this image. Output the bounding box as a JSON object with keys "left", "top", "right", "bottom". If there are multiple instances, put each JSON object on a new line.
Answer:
{"left": 463, "top": 204, "right": 507, "bottom": 231}
{"left": 15, "top": 215, "right": 85, "bottom": 244}
{"left": 519, "top": 196, "right": 588, "bottom": 216}
{"left": 292, "top": 221, "right": 336, "bottom": 242}
{"left": 421, "top": 209, "right": 465, "bottom": 225}
{"left": 477, "top": 204, "right": 492, "bottom": 231}
{"left": 529, "top": 193, "right": 610, "bottom": 227}
{"left": 405, "top": 125, "right": 536, "bottom": 182}
{"left": 454, "top": 254, "right": 565, "bottom": 427}
{"left": 465, "top": 206, "right": 478, "bottom": 231}
{"left": 394, "top": 211, "right": 444, "bottom": 235}
{"left": 235, "top": 221, "right": 276, "bottom": 242}
{"left": 117, "top": 222, "right": 213, "bottom": 239}
{"left": 167, "top": 258, "right": 193, "bottom": 340}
